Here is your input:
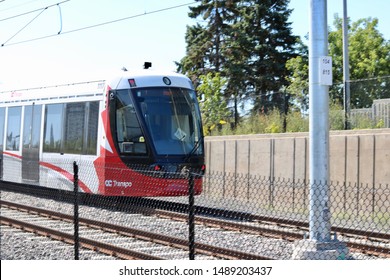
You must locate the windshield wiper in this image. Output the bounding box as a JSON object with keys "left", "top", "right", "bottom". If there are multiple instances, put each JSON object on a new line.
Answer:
{"left": 184, "top": 135, "right": 203, "bottom": 163}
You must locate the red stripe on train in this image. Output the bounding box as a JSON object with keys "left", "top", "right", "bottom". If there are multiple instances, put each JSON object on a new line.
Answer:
{"left": 2, "top": 151, "right": 91, "bottom": 193}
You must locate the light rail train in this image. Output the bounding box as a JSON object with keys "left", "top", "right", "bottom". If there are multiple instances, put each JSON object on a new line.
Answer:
{"left": 0, "top": 68, "right": 205, "bottom": 196}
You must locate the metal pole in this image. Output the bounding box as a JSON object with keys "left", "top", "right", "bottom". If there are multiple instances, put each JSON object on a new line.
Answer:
{"left": 188, "top": 172, "right": 195, "bottom": 260}
{"left": 343, "top": 0, "right": 351, "bottom": 129}
{"left": 309, "top": 0, "right": 331, "bottom": 241}
{"left": 73, "top": 161, "right": 79, "bottom": 260}
{"left": 292, "top": 1, "right": 349, "bottom": 259}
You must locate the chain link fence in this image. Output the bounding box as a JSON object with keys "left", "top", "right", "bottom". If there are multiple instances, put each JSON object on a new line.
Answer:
{"left": 1, "top": 157, "right": 389, "bottom": 260}
{"left": 329, "top": 76, "right": 390, "bottom": 129}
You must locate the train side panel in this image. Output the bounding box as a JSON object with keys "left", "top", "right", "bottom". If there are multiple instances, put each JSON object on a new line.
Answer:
{"left": 0, "top": 71, "right": 205, "bottom": 197}
{"left": 0, "top": 82, "right": 105, "bottom": 193}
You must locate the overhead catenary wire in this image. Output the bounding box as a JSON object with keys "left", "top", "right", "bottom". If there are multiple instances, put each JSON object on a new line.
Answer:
{"left": 0, "top": 1, "right": 196, "bottom": 47}
{"left": 57, "top": 2, "right": 62, "bottom": 34}
{"left": 1, "top": 0, "right": 70, "bottom": 46}
{"left": 1, "top": 6, "right": 47, "bottom": 46}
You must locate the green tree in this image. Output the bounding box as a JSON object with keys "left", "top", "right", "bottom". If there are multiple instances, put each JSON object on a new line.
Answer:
{"left": 329, "top": 16, "right": 390, "bottom": 107}
{"left": 179, "top": 0, "right": 298, "bottom": 125}
{"left": 285, "top": 38, "right": 309, "bottom": 111}
{"left": 197, "top": 72, "right": 230, "bottom": 135}
{"left": 220, "top": 4, "right": 253, "bottom": 128}
{"left": 287, "top": 17, "right": 390, "bottom": 109}
{"left": 240, "top": 0, "right": 298, "bottom": 114}
{"left": 179, "top": 0, "right": 240, "bottom": 76}
{"left": 177, "top": 23, "right": 212, "bottom": 85}
{"left": 177, "top": 0, "right": 242, "bottom": 121}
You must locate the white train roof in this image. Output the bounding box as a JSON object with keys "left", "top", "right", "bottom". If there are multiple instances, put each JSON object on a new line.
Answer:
{"left": 0, "top": 69, "right": 194, "bottom": 106}
{"left": 107, "top": 69, "right": 194, "bottom": 90}
{"left": 0, "top": 80, "right": 105, "bottom": 106}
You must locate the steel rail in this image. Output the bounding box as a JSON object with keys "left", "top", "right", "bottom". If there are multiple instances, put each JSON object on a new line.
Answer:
{"left": 153, "top": 209, "right": 390, "bottom": 258}
{"left": 2, "top": 181, "right": 388, "bottom": 240}
{"left": 1, "top": 183, "right": 388, "bottom": 258}
{"left": 0, "top": 200, "right": 273, "bottom": 260}
{"left": 0, "top": 216, "right": 163, "bottom": 260}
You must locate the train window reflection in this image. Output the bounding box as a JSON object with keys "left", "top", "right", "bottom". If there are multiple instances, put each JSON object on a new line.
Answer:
{"left": 23, "top": 105, "right": 42, "bottom": 150}
{"left": 6, "top": 106, "right": 22, "bottom": 151}
{"left": 43, "top": 104, "right": 63, "bottom": 153}
{"left": 43, "top": 102, "right": 99, "bottom": 155}
{"left": 86, "top": 101, "right": 99, "bottom": 155}
{"left": 116, "top": 92, "right": 147, "bottom": 154}
{"left": 135, "top": 87, "right": 203, "bottom": 156}
{"left": 64, "top": 103, "right": 85, "bottom": 154}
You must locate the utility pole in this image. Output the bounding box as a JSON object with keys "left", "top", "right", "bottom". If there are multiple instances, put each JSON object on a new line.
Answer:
{"left": 308, "top": 0, "right": 331, "bottom": 243}
{"left": 292, "top": 0, "right": 349, "bottom": 259}
{"left": 343, "top": 0, "right": 351, "bottom": 129}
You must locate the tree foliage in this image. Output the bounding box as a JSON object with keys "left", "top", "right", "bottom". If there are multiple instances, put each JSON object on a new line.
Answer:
{"left": 285, "top": 38, "right": 309, "bottom": 111}
{"left": 197, "top": 72, "right": 230, "bottom": 135}
{"left": 179, "top": 2, "right": 389, "bottom": 134}
{"left": 178, "top": 0, "right": 298, "bottom": 124}
{"left": 287, "top": 16, "right": 390, "bottom": 109}
{"left": 329, "top": 16, "right": 390, "bottom": 107}
{"left": 238, "top": 1, "right": 298, "bottom": 114}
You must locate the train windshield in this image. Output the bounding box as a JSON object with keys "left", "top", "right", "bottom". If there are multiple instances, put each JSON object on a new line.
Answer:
{"left": 116, "top": 87, "right": 203, "bottom": 156}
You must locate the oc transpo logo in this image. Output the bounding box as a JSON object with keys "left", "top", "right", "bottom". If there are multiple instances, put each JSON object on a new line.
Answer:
{"left": 105, "top": 180, "right": 132, "bottom": 188}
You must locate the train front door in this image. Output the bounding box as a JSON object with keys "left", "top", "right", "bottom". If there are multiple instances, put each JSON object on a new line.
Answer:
{"left": 22, "top": 104, "right": 42, "bottom": 182}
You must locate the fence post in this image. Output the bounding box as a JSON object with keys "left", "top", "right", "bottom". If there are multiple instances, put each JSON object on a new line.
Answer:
{"left": 73, "top": 161, "right": 79, "bottom": 260}
{"left": 269, "top": 177, "right": 274, "bottom": 208}
{"left": 372, "top": 184, "right": 377, "bottom": 215}
{"left": 188, "top": 172, "right": 195, "bottom": 260}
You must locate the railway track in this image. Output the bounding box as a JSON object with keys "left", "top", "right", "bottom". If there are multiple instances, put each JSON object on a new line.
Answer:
{"left": 0, "top": 200, "right": 272, "bottom": 260}
{"left": 1, "top": 182, "right": 388, "bottom": 259}
{"left": 153, "top": 208, "right": 390, "bottom": 258}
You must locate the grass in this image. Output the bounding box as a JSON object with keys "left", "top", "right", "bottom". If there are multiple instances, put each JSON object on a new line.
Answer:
{"left": 207, "top": 104, "right": 385, "bottom": 136}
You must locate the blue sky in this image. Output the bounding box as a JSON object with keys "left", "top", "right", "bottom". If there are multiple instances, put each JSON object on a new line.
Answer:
{"left": 0, "top": 0, "right": 389, "bottom": 89}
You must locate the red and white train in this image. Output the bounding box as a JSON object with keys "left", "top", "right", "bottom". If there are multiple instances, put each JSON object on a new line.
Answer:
{"left": 0, "top": 68, "right": 205, "bottom": 196}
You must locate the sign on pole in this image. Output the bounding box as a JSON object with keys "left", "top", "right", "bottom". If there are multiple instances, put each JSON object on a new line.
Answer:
{"left": 319, "top": 56, "right": 332, "bottom": 86}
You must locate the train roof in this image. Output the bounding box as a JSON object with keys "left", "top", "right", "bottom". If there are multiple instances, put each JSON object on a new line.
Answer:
{"left": 0, "top": 80, "right": 105, "bottom": 105}
{"left": 107, "top": 69, "right": 194, "bottom": 90}
{"left": 0, "top": 70, "right": 194, "bottom": 106}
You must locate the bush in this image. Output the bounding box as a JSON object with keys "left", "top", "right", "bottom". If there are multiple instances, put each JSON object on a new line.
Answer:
{"left": 207, "top": 104, "right": 384, "bottom": 136}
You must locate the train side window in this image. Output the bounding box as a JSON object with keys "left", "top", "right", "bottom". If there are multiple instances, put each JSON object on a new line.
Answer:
{"left": 85, "top": 101, "right": 99, "bottom": 155}
{"left": 115, "top": 91, "right": 147, "bottom": 154}
{"left": 44, "top": 102, "right": 99, "bottom": 155}
{"left": 6, "top": 106, "right": 22, "bottom": 151}
{"left": 43, "top": 104, "right": 63, "bottom": 153}
{"left": 64, "top": 102, "right": 99, "bottom": 155}
{"left": 23, "top": 105, "right": 42, "bottom": 150}
{"left": 64, "top": 102, "right": 85, "bottom": 154}
{"left": 23, "top": 105, "right": 33, "bottom": 149}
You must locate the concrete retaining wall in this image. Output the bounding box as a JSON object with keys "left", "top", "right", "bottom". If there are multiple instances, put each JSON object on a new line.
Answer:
{"left": 204, "top": 129, "right": 390, "bottom": 185}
